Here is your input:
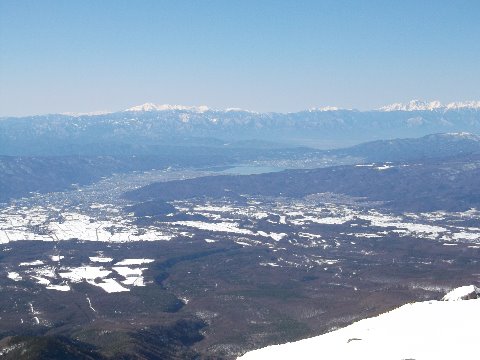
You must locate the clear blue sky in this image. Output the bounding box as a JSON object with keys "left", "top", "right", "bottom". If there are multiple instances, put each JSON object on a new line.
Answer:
{"left": 1, "top": 0, "right": 479, "bottom": 116}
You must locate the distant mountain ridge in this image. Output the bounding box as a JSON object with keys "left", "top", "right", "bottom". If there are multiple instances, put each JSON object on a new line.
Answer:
{"left": 124, "top": 103, "right": 211, "bottom": 113}
{"left": 1, "top": 102, "right": 480, "bottom": 154}
{"left": 334, "top": 132, "right": 480, "bottom": 162}
{"left": 378, "top": 99, "right": 480, "bottom": 112}
{"left": 124, "top": 100, "right": 480, "bottom": 113}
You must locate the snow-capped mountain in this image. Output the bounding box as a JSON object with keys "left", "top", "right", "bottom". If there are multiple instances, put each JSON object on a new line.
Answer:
{"left": 379, "top": 99, "right": 480, "bottom": 112}
{"left": 124, "top": 103, "right": 210, "bottom": 113}
{"left": 2, "top": 103, "right": 480, "bottom": 154}
{"left": 238, "top": 285, "right": 480, "bottom": 360}
{"left": 122, "top": 100, "right": 480, "bottom": 113}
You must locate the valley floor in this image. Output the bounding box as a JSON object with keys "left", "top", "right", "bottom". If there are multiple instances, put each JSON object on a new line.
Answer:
{"left": 0, "top": 167, "right": 479, "bottom": 359}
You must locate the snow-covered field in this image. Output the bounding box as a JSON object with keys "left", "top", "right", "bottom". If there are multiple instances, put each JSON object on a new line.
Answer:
{"left": 1, "top": 163, "right": 480, "bottom": 287}
{"left": 1, "top": 160, "right": 479, "bottom": 250}
{"left": 0, "top": 168, "right": 222, "bottom": 244}
{"left": 0, "top": 208, "right": 174, "bottom": 243}
{"left": 1, "top": 189, "right": 480, "bottom": 275}
{"left": 173, "top": 196, "right": 480, "bottom": 245}
{"left": 5, "top": 255, "right": 155, "bottom": 293}
{"left": 239, "top": 286, "right": 480, "bottom": 360}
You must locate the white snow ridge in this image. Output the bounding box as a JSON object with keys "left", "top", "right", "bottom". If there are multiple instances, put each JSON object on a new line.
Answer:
{"left": 124, "top": 103, "right": 209, "bottom": 113}
{"left": 238, "top": 285, "right": 480, "bottom": 360}
{"left": 379, "top": 99, "right": 480, "bottom": 112}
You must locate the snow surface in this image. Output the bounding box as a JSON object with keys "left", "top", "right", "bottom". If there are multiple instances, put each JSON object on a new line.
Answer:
{"left": 375, "top": 164, "right": 394, "bottom": 170}
{"left": 172, "top": 220, "right": 254, "bottom": 236}
{"left": 89, "top": 256, "right": 113, "bottom": 263}
{"left": 114, "top": 258, "right": 154, "bottom": 266}
{"left": 59, "top": 265, "right": 111, "bottom": 283}
{"left": 4, "top": 255, "right": 156, "bottom": 293}
{"left": 239, "top": 287, "right": 480, "bottom": 360}
{"left": 46, "top": 284, "right": 71, "bottom": 292}
{"left": 90, "top": 278, "right": 129, "bottom": 293}
{"left": 19, "top": 260, "right": 44, "bottom": 266}
{"left": 113, "top": 266, "right": 147, "bottom": 286}
{"left": 0, "top": 210, "right": 173, "bottom": 243}
{"left": 442, "top": 285, "right": 479, "bottom": 301}
{"left": 1, "top": 193, "right": 479, "bottom": 247}
{"left": 7, "top": 271, "right": 22, "bottom": 281}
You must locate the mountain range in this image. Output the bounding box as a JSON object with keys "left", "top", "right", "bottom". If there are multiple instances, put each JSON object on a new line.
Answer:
{"left": 2, "top": 101, "right": 480, "bottom": 155}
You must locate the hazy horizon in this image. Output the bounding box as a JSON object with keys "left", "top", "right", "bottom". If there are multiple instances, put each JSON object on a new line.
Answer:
{"left": 2, "top": 98, "right": 480, "bottom": 118}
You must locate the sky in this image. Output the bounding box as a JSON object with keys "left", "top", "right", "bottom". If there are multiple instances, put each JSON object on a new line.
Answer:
{"left": 0, "top": 0, "right": 479, "bottom": 116}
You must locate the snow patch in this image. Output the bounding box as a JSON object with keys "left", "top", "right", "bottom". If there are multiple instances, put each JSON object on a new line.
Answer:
{"left": 46, "top": 284, "right": 71, "bottom": 292}
{"left": 7, "top": 271, "right": 22, "bottom": 281}
{"left": 89, "top": 278, "right": 129, "bottom": 293}
{"left": 19, "top": 260, "right": 44, "bottom": 266}
{"left": 114, "top": 258, "right": 154, "bottom": 266}
{"left": 59, "top": 265, "right": 111, "bottom": 283}
{"left": 442, "top": 285, "right": 479, "bottom": 301}
{"left": 89, "top": 256, "right": 113, "bottom": 263}
{"left": 172, "top": 220, "right": 254, "bottom": 235}
{"left": 113, "top": 266, "right": 147, "bottom": 286}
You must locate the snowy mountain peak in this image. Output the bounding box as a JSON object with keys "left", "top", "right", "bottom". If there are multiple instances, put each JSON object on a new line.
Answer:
{"left": 124, "top": 103, "right": 209, "bottom": 113}
{"left": 123, "top": 100, "right": 480, "bottom": 114}
{"left": 379, "top": 100, "right": 480, "bottom": 112}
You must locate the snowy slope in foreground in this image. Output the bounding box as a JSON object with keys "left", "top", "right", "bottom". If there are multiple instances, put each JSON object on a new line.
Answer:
{"left": 239, "top": 286, "right": 480, "bottom": 360}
